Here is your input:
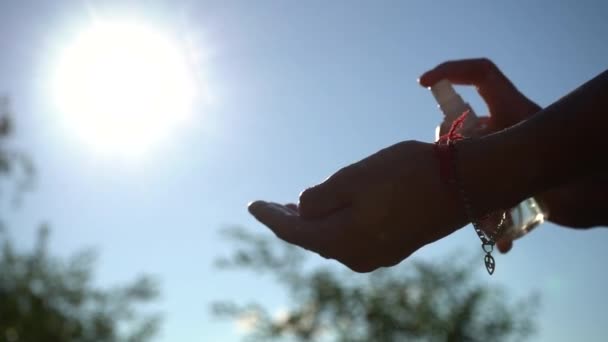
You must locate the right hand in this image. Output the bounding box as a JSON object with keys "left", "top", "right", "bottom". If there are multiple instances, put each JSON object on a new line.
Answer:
{"left": 419, "top": 58, "right": 608, "bottom": 253}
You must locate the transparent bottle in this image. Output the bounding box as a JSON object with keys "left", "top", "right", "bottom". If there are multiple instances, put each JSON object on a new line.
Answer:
{"left": 430, "top": 79, "right": 545, "bottom": 239}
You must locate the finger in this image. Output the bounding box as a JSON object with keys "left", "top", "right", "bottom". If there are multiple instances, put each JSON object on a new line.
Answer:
{"left": 418, "top": 58, "right": 516, "bottom": 108}
{"left": 496, "top": 239, "right": 513, "bottom": 254}
{"left": 419, "top": 58, "right": 511, "bottom": 88}
{"left": 248, "top": 200, "right": 352, "bottom": 255}
{"left": 298, "top": 164, "right": 360, "bottom": 219}
{"left": 249, "top": 201, "right": 311, "bottom": 247}
{"left": 418, "top": 58, "right": 535, "bottom": 127}
{"left": 285, "top": 203, "right": 299, "bottom": 214}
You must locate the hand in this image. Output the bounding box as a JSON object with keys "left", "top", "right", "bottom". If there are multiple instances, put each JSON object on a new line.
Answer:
{"left": 419, "top": 58, "right": 608, "bottom": 253}
{"left": 249, "top": 141, "right": 466, "bottom": 272}
{"left": 419, "top": 58, "right": 540, "bottom": 133}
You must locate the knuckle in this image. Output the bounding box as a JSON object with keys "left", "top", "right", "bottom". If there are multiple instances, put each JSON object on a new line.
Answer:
{"left": 381, "top": 256, "right": 402, "bottom": 268}
{"left": 478, "top": 57, "right": 496, "bottom": 68}
{"left": 386, "top": 254, "right": 408, "bottom": 268}
{"left": 298, "top": 188, "right": 319, "bottom": 214}
{"left": 335, "top": 164, "right": 357, "bottom": 180}
{"left": 299, "top": 187, "right": 314, "bottom": 203}
{"left": 437, "top": 59, "right": 457, "bottom": 69}
{"left": 379, "top": 244, "right": 412, "bottom": 268}
{"left": 347, "top": 261, "right": 377, "bottom": 273}
{"left": 478, "top": 58, "right": 501, "bottom": 77}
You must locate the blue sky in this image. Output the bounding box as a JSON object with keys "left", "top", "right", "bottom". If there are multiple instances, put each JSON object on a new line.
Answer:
{"left": 1, "top": 1, "right": 607, "bottom": 341}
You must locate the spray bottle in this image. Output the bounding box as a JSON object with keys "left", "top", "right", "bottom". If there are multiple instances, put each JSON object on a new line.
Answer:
{"left": 430, "top": 79, "right": 545, "bottom": 240}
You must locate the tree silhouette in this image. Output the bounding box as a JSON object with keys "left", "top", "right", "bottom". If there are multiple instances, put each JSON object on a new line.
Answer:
{"left": 0, "top": 96, "right": 33, "bottom": 205}
{"left": 213, "top": 227, "right": 539, "bottom": 342}
{"left": 0, "top": 96, "right": 161, "bottom": 342}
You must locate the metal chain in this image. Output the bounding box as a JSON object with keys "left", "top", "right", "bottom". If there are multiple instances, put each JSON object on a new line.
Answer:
{"left": 447, "top": 140, "right": 507, "bottom": 275}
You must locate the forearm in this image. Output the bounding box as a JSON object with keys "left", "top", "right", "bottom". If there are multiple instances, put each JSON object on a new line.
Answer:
{"left": 540, "top": 173, "right": 608, "bottom": 227}
{"left": 460, "top": 69, "right": 608, "bottom": 216}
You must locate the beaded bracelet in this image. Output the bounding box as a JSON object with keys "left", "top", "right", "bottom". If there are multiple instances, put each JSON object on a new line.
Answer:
{"left": 434, "top": 112, "right": 507, "bottom": 275}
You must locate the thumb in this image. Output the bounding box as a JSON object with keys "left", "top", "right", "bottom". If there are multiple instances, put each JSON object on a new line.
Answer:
{"left": 497, "top": 239, "right": 513, "bottom": 254}
{"left": 299, "top": 165, "right": 359, "bottom": 219}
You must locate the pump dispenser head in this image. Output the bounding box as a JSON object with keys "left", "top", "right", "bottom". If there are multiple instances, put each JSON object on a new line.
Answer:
{"left": 430, "top": 79, "right": 472, "bottom": 120}
{"left": 430, "top": 79, "right": 458, "bottom": 105}
{"left": 430, "top": 79, "right": 478, "bottom": 140}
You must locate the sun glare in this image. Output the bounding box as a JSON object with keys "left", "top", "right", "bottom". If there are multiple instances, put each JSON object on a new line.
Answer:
{"left": 52, "top": 20, "right": 197, "bottom": 157}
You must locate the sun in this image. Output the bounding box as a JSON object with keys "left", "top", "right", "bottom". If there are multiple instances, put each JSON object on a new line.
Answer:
{"left": 52, "top": 20, "right": 197, "bottom": 157}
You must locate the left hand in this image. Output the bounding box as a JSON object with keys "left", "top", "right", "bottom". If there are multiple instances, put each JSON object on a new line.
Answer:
{"left": 248, "top": 140, "right": 466, "bottom": 273}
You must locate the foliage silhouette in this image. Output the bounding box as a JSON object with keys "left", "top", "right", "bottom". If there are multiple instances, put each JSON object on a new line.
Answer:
{"left": 213, "top": 227, "right": 538, "bottom": 342}
{"left": 0, "top": 97, "right": 161, "bottom": 342}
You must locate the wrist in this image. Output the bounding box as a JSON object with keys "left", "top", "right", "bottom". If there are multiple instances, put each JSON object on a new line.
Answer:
{"left": 455, "top": 132, "right": 541, "bottom": 217}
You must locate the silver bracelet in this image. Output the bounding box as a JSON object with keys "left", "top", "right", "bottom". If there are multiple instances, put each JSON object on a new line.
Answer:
{"left": 448, "top": 139, "right": 507, "bottom": 275}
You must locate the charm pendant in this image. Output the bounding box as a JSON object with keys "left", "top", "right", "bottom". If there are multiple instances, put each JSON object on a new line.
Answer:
{"left": 484, "top": 253, "right": 495, "bottom": 275}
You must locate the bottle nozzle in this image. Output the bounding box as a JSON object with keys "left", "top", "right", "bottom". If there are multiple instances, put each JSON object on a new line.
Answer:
{"left": 429, "top": 79, "right": 474, "bottom": 121}
{"left": 429, "top": 79, "right": 458, "bottom": 105}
